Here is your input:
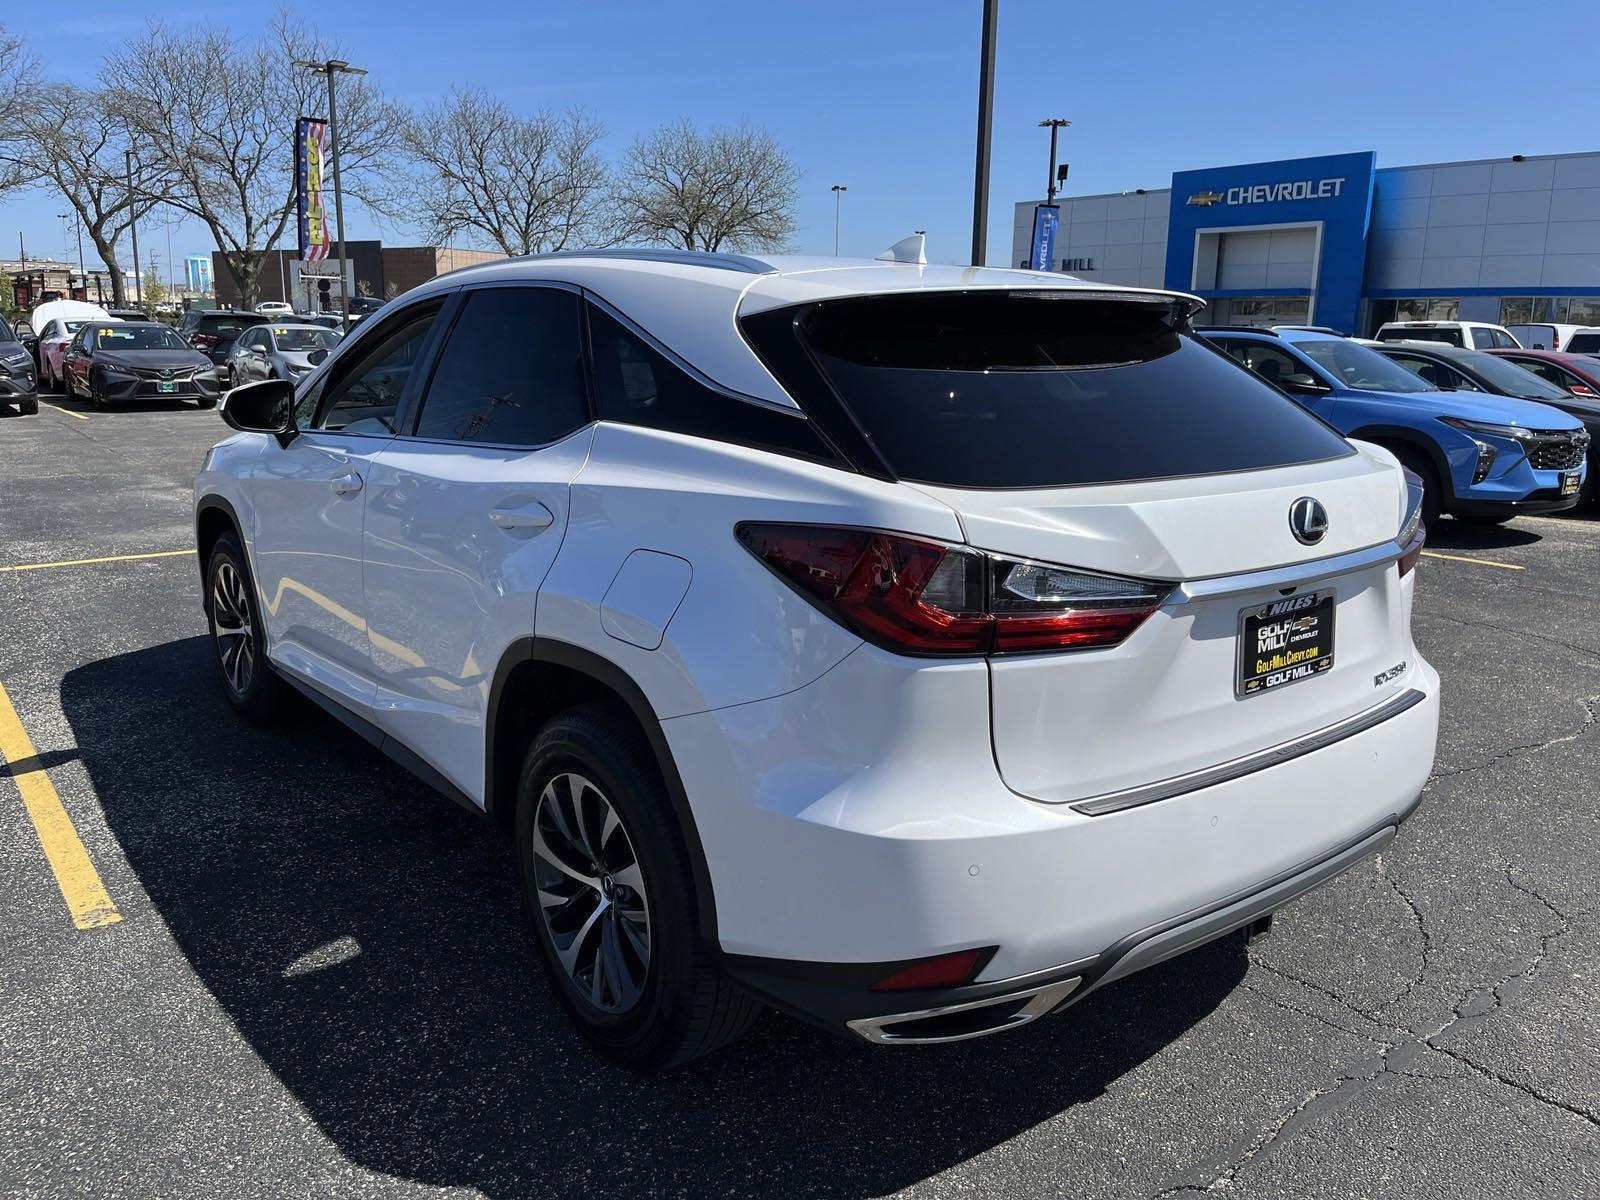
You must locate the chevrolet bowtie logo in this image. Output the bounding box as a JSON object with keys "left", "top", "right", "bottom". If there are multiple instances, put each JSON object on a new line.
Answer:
{"left": 1187, "top": 191, "right": 1224, "bottom": 207}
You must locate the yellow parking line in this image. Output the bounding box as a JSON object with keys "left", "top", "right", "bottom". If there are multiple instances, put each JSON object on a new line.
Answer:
{"left": 0, "top": 549, "right": 191, "bottom": 573}
{"left": 0, "top": 679, "right": 120, "bottom": 929}
{"left": 39, "top": 401, "right": 87, "bottom": 420}
{"left": 1420, "top": 550, "right": 1525, "bottom": 571}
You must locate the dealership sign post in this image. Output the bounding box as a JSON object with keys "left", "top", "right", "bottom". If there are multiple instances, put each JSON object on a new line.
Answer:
{"left": 1030, "top": 204, "right": 1060, "bottom": 271}
{"left": 296, "top": 117, "right": 332, "bottom": 264}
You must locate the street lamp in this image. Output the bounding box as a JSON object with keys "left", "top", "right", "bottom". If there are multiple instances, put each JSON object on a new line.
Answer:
{"left": 830, "top": 185, "right": 847, "bottom": 256}
{"left": 970, "top": 0, "right": 998, "bottom": 266}
{"left": 1039, "top": 118, "right": 1070, "bottom": 205}
{"left": 124, "top": 148, "right": 143, "bottom": 307}
{"left": 294, "top": 57, "right": 367, "bottom": 326}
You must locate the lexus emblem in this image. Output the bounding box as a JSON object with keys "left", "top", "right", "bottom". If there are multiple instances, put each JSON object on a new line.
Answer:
{"left": 1289, "top": 497, "right": 1328, "bottom": 545}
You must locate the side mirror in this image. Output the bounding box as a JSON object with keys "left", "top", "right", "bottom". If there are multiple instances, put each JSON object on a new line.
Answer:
{"left": 15, "top": 322, "right": 32, "bottom": 338}
{"left": 1281, "top": 372, "right": 1330, "bottom": 395}
{"left": 222, "top": 378, "right": 296, "bottom": 443}
{"left": 306, "top": 347, "right": 329, "bottom": 366}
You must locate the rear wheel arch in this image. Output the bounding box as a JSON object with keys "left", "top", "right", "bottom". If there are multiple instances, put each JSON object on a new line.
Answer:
{"left": 486, "top": 639, "right": 719, "bottom": 945}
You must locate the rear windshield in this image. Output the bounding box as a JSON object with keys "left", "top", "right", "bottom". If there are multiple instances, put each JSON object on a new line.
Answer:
{"left": 744, "top": 291, "right": 1352, "bottom": 489}
{"left": 1378, "top": 326, "right": 1463, "bottom": 347}
{"left": 274, "top": 328, "right": 342, "bottom": 351}
{"left": 1567, "top": 332, "right": 1600, "bottom": 354}
{"left": 200, "top": 316, "right": 265, "bottom": 337}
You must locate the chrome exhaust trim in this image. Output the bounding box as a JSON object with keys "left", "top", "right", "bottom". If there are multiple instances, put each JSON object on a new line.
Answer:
{"left": 845, "top": 976, "right": 1082, "bottom": 1045}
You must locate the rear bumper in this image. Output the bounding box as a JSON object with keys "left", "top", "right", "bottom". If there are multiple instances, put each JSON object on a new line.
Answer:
{"left": 727, "top": 815, "right": 1410, "bottom": 1043}
{"left": 664, "top": 643, "right": 1440, "bottom": 1040}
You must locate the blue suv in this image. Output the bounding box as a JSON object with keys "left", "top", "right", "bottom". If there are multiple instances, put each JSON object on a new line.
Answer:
{"left": 1200, "top": 328, "right": 1589, "bottom": 525}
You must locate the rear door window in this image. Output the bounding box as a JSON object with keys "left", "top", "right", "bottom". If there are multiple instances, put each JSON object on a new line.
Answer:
{"left": 742, "top": 291, "right": 1352, "bottom": 489}
{"left": 1471, "top": 328, "right": 1495, "bottom": 349}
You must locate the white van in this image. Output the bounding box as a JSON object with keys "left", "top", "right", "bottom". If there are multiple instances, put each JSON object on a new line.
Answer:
{"left": 1504, "top": 323, "right": 1600, "bottom": 351}
{"left": 1374, "top": 321, "right": 1521, "bottom": 350}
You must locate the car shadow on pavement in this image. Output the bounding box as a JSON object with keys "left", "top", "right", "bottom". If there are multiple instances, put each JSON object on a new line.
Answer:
{"left": 64, "top": 637, "right": 1244, "bottom": 1200}
{"left": 1425, "top": 517, "right": 1543, "bottom": 550}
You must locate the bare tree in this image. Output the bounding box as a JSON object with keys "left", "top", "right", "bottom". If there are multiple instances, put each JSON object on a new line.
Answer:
{"left": 102, "top": 17, "right": 402, "bottom": 308}
{"left": 0, "top": 26, "right": 39, "bottom": 196}
{"left": 621, "top": 119, "right": 798, "bottom": 253}
{"left": 400, "top": 91, "right": 613, "bottom": 256}
{"left": 0, "top": 85, "right": 166, "bottom": 305}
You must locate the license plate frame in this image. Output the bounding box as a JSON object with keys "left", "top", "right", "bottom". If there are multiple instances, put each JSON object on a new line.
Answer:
{"left": 1561, "top": 469, "right": 1581, "bottom": 496}
{"left": 1236, "top": 590, "right": 1336, "bottom": 698}
{"left": 156, "top": 380, "right": 176, "bottom": 394}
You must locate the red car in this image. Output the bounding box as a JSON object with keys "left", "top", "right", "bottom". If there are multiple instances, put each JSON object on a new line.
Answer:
{"left": 1487, "top": 349, "right": 1600, "bottom": 504}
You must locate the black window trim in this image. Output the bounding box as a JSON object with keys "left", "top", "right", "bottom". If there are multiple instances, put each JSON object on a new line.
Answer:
{"left": 393, "top": 279, "right": 596, "bottom": 453}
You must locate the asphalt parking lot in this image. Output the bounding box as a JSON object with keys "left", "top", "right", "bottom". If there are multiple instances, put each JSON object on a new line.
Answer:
{"left": 2, "top": 394, "right": 1597, "bottom": 1200}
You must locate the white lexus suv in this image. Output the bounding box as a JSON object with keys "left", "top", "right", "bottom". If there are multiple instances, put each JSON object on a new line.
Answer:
{"left": 195, "top": 248, "right": 1439, "bottom": 1068}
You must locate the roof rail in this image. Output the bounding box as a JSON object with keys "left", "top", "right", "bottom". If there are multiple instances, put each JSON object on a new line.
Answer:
{"left": 1193, "top": 325, "right": 1280, "bottom": 337}
{"left": 442, "top": 247, "right": 778, "bottom": 278}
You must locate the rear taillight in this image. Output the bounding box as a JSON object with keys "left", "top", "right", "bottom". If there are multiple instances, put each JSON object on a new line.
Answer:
{"left": 737, "top": 522, "right": 1170, "bottom": 657}
{"left": 191, "top": 332, "right": 216, "bottom": 349}
{"left": 1398, "top": 468, "right": 1426, "bottom": 577}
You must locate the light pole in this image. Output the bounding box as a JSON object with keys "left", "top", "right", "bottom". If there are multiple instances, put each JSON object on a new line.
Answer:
{"left": 831, "top": 185, "right": 847, "bottom": 256}
{"left": 1039, "top": 118, "right": 1070, "bottom": 205}
{"left": 971, "top": 0, "right": 998, "bottom": 266}
{"left": 295, "top": 57, "right": 367, "bottom": 326}
{"left": 124, "top": 148, "right": 142, "bottom": 307}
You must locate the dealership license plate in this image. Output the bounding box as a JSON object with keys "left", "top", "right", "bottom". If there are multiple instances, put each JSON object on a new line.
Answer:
{"left": 156, "top": 380, "right": 176, "bottom": 394}
{"left": 1562, "top": 470, "right": 1581, "bottom": 496}
{"left": 1237, "top": 591, "right": 1335, "bottom": 697}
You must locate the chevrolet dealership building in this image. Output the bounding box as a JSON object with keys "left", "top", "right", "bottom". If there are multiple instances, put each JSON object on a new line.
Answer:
{"left": 1011, "top": 150, "right": 1600, "bottom": 336}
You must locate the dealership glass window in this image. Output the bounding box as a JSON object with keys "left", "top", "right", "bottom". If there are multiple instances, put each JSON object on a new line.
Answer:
{"left": 1568, "top": 298, "right": 1600, "bottom": 326}
{"left": 1224, "top": 297, "right": 1309, "bottom": 328}
{"left": 1500, "top": 298, "right": 1534, "bottom": 325}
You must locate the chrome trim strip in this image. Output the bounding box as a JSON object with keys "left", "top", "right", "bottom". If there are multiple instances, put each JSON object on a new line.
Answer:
{"left": 1068, "top": 688, "right": 1427, "bottom": 817}
{"left": 1170, "top": 539, "right": 1401, "bottom": 604}
{"left": 846, "top": 976, "right": 1083, "bottom": 1045}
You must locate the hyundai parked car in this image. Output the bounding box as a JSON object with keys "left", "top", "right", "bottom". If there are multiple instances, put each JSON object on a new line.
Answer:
{"left": 178, "top": 308, "right": 269, "bottom": 372}
{"left": 224, "top": 322, "right": 343, "bottom": 386}
{"left": 1203, "top": 327, "right": 1586, "bottom": 525}
{"left": 0, "top": 313, "right": 38, "bottom": 414}
{"left": 1373, "top": 320, "right": 1521, "bottom": 350}
{"left": 61, "top": 320, "right": 220, "bottom": 409}
{"left": 30, "top": 299, "right": 113, "bottom": 391}
{"left": 196, "top": 249, "right": 1439, "bottom": 1068}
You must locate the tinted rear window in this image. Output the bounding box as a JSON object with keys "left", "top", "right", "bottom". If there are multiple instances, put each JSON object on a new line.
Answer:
{"left": 1378, "top": 326, "right": 1464, "bottom": 347}
{"left": 1567, "top": 333, "right": 1600, "bottom": 354}
{"left": 744, "top": 291, "right": 1351, "bottom": 489}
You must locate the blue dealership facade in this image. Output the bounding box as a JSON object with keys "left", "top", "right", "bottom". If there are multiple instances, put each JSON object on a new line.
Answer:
{"left": 1012, "top": 149, "right": 1600, "bottom": 335}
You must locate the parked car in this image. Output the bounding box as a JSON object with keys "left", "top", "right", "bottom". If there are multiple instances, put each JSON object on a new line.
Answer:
{"left": 224, "top": 322, "right": 343, "bottom": 386}
{"left": 0, "top": 313, "right": 38, "bottom": 415}
{"left": 61, "top": 320, "right": 220, "bottom": 410}
{"left": 1372, "top": 341, "right": 1594, "bottom": 509}
{"left": 178, "top": 309, "right": 270, "bottom": 371}
{"left": 294, "top": 312, "right": 345, "bottom": 332}
{"left": 197, "top": 249, "right": 1440, "bottom": 1067}
{"left": 1567, "top": 328, "right": 1600, "bottom": 355}
{"left": 255, "top": 301, "right": 294, "bottom": 317}
{"left": 1485, "top": 349, "right": 1600, "bottom": 504}
{"left": 1503, "top": 322, "right": 1600, "bottom": 351}
{"left": 1373, "top": 320, "right": 1521, "bottom": 350}
{"left": 30, "top": 299, "right": 113, "bottom": 391}
{"left": 107, "top": 307, "right": 150, "bottom": 322}
{"left": 1201, "top": 327, "right": 1587, "bottom": 525}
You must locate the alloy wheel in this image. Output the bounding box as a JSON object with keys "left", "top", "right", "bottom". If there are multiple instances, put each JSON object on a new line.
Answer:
{"left": 531, "top": 772, "right": 652, "bottom": 1013}
{"left": 211, "top": 559, "right": 255, "bottom": 696}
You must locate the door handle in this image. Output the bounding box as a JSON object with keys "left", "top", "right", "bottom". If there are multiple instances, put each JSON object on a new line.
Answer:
{"left": 330, "top": 472, "right": 364, "bottom": 496}
{"left": 488, "top": 502, "right": 554, "bottom": 533}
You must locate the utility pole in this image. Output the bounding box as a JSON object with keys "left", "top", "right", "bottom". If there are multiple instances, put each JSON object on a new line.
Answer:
{"left": 971, "top": 0, "right": 998, "bottom": 266}
{"left": 296, "top": 58, "right": 367, "bottom": 328}
{"left": 59, "top": 212, "right": 84, "bottom": 297}
{"left": 1039, "top": 118, "right": 1070, "bottom": 205}
{"left": 831, "top": 185, "right": 847, "bottom": 256}
{"left": 124, "top": 148, "right": 142, "bottom": 307}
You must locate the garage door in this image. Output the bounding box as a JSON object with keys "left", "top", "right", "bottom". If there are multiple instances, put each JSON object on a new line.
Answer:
{"left": 1216, "top": 228, "right": 1316, "bottom": 291}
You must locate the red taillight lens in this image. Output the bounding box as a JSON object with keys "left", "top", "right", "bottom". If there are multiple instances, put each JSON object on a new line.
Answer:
{"left": 1397, "top": 468, "right": 1426, "bottom": 577}
{"left": 1399, "top": 523, "right": 1425, "bottom": 576}
{"left": 737, "top": 522, "right": 1169, "bottom": 656}
{"left": 870, "top": 947, "right": 989, "bottom": 992}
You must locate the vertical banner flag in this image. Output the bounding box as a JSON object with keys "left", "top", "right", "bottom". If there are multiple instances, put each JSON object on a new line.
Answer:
{"left": 1029, "top": 204, "right": 1060, "bottom": 271}
{"left": 297, "top": 118, "right": 332, "bottom": 263}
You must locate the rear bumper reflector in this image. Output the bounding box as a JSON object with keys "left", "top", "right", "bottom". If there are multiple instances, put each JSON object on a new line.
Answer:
{"left": 1067, "top": 687, "right": 1427, "bottom": 816}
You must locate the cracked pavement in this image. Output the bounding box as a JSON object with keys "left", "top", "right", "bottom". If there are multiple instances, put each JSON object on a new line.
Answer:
{"left": 2, "top": 405, "right": 1599, "bottom": 1199}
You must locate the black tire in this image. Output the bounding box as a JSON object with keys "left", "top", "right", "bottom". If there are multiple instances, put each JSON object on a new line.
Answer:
{"left": 1584, "top": 450, "right": 1599, "bottom": 509}
{"left": 88, "top": 373, "right": 106, "bottom": 411}
{"left": 1390, "top": 445, "right": 1442, "bottom": 529}
{"left": 19, "top": 395, "right": 37, "bottom": 416}
{"left": 204, "top": 531, "right": 287, "bottom": 721}
{"left": 515, "top": 703, "right": 760, "bottom": 1069}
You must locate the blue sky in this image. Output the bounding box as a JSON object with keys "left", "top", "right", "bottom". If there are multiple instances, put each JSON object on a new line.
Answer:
{"left": 4, "top": 0, "right": 1592, "bottom": 275}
